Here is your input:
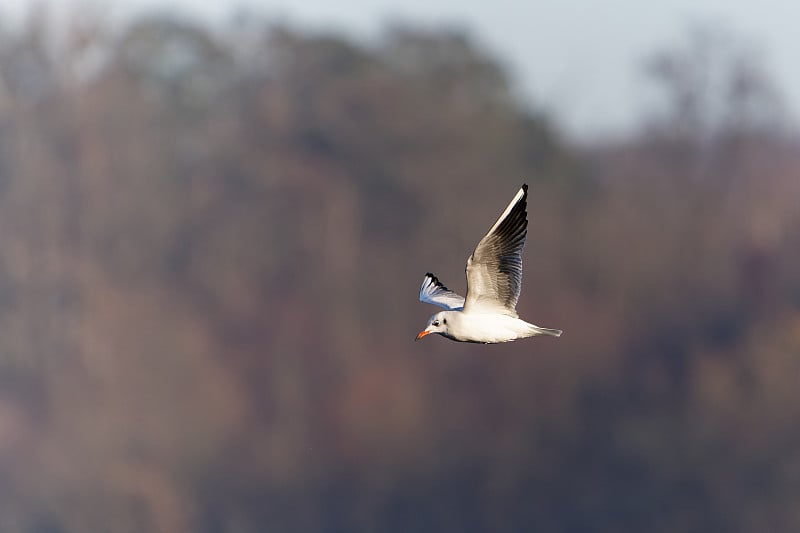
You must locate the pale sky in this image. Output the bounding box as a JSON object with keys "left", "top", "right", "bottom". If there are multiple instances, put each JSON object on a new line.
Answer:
{"left": 4, "top": 0, "right": 800, "bottom": 140}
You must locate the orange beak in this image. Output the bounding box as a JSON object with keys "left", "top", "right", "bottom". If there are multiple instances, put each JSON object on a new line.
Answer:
{"left": 415, "top": 329, "right": 431, "bottom": 341}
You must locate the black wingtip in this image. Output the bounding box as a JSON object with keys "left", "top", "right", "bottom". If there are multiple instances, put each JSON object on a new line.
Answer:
{"left": 423, "top": 273, "right": 451, "bottom": 291}
{"left": 522, "top": 183, "right": 528, "bottom": 193}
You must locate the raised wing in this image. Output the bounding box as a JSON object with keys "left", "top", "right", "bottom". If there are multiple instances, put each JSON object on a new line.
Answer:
{"left": 419, "top": 273, "right": 465, "bottom": 311}
{"left": 464, "top": 184, "right": 528, "bottom": 315}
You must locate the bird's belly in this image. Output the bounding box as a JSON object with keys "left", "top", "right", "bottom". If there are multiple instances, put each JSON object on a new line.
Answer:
{"left": 452, "top": 313, "right": 531, "bottom": 344}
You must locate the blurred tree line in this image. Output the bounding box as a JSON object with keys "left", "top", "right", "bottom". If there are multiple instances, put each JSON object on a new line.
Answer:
{"left": 0, "top": 10, "right": 799, "bottom": 533}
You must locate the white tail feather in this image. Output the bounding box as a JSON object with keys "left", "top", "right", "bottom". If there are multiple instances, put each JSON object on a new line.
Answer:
{"left": 532, "top": 326, "right": 562, "bottom": 337}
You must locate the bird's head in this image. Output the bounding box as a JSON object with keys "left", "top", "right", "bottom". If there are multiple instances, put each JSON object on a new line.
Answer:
{"left": 415, "top": 311, "right": 450, "bottom": 341}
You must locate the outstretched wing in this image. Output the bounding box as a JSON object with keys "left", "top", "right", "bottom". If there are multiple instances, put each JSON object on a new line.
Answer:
{"left": 419, "top": 273, "right": 465, "bottom": 311}
{"left": 464, "top": 184, "right": 528, "bottom": 315}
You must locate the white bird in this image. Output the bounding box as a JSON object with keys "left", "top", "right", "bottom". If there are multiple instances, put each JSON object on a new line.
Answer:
{"left": 415, "top": 184, "right": 562, "bottom": 343}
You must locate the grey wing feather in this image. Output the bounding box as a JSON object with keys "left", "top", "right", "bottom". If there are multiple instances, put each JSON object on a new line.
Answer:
{"left": 419, "top": 273, "right": 465, "bottom": 311}
{"left": 464, "top": 184, "right": 528, "bottom": 315}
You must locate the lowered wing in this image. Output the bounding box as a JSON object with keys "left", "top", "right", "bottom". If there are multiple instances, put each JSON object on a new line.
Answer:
{"left": 419, "top": 273, "right": 465, "bottom": 311}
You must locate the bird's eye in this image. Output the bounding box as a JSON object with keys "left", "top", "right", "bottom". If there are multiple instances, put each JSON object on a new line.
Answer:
{"left": 432, "top": 320, "right": 440, "bottom": 327}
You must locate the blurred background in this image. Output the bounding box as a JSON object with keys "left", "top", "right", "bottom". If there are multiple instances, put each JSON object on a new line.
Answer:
{"left": 1, "top": 1, "right": 800, "bottom": 532}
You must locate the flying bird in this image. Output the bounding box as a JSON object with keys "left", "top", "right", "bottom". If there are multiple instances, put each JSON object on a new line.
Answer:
{"left": 416, "top": 184, "right": 562, "bottom": 343}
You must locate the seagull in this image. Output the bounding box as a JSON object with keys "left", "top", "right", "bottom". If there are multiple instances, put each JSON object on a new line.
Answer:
{"left": 415, "top": 184, "right": 562, "bottom": 343}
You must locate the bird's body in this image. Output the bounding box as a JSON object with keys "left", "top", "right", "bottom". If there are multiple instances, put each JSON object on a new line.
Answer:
{"left": 416, "top": 184, "right": 562, "bottom": 344}
{"left": 425, "top": 310, "right": 561, "bottom": 344}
